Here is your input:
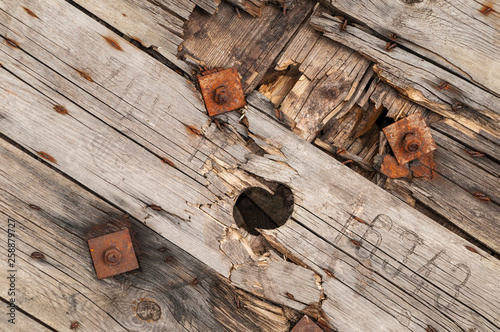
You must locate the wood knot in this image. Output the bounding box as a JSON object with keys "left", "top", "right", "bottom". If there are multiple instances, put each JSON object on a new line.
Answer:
{"left": 135, "top": 300, "right": 161, "bottom": 322}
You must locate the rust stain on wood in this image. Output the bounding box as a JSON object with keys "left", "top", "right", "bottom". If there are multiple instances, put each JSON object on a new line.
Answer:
{"left": 465, "top": 150, "right": 485, "bottom": 158}
{"left": 54, "top": 105, "right": 69, "bottom": 115}
{"left": 480, "top": 4, "right": 494, "bottom": 15}
{"left": 472, "top": 191, "right": 490, "bottom": 202}
{"left": 102, "top": 36, "right": 123, "bottom": 51}
{"left": 4, "top": 37, "right": 19, "bottom": 48}
{"left": 160, "top": 156, "right": 176, "bottom": 167}
{"left": 147, "top": 204, "right": 163, "bottom": 211}
{"left": 38, "top": 151, "right": 57, "bottom": 163}
{"left": 29, "top": 204, "right": 41, "bottom": 210}
{"left": 22, "top": 7, "right": 39, "bottom": 18}
{"left": 425, "top": 325, "right": 438, "bottom": 332}
{"left": 353, "top": 216, "right": 366, "bottom": 224}
{"left": 385, "top": 42, "right": 397, "bottom": 52}
{"left": 349, "top": 239, "right": 362, "bottom": 247}
{"left": 322, "top": 268, "right": 335, "bottom": 278}
{"left": 465, "top": 245, "right": 479, "bottom": 254}
{"left": 30, "top": 252, "right": 45, "bottom": 259}
{"left": 76, "top": 69, "right": 94, "bottom": 82}
{"left": 185, "top": 124, "right": 202, "bottom": 136}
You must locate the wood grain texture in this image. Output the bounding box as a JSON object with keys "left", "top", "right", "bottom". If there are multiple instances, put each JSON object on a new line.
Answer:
{"left": 318, "top": 0, "right": 500, "bottom": 97}
{"left": 68, "top": 0, "right": 218, "bottom": 72}
{"left": 0, "top": 138, "right": 291, "bottom": 332}
{"left": 0, "top": 0, "right": 320, "bottom": 314}
{"left": 310, "top": 13, "right": 500, "bottom": 140}
{"left": 0, "top": 309, "right": 54, "bottom": 332}
{"left": 276, "top": 20, "right": 372, "bottom": 141}
{"left": 181, "top": 0, "right": 315, "bottom": 93}
{"left": 2, "top": 0, "right": 500, "bottom": 331}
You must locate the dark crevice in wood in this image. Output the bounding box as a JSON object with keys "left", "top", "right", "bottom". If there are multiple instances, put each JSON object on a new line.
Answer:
{"left": 0, "top": 297, "right": 59, "bottom": 332}
{"left": 64, "top": 0, "right": 190, "bottom": 77}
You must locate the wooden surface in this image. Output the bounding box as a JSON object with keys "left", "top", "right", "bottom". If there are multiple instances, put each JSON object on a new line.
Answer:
{"left": 318, "top": 0, "right": 500, "bottom": 97}
{"left": 1, "top": 0, "right": 500, "bottom": 331}
{"left": 0, "top": 138, "right": 290, "bottom": 331}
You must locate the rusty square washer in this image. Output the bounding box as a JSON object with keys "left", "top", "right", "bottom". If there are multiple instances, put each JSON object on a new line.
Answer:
{"left": 88, "top": 228, "right": 139, "bottom": 279}
{"left": 198, "top": 67, "right": 246, "bottom": 116}
{"left": 291, "top": 316, "right": 324, "bottom": 332}
{"left": 382, "top": 113, "right": 437, "bottom": 165}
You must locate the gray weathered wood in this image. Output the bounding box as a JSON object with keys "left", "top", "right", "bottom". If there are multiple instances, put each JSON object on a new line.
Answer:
{"left": 0, "top": 138, "right": 291, "bottom": 332}
{"left": 1, "top": 1, "right": 500, "bottom": 331}
{"left": 0, "top": 0, "right": 320, "bottom": 315}
{"left": 310, "top": 13, "right": 500, "bottom": 140}
{"left": 181, "top": 0, "right": 315, "bottom": 94}
{"left": 317, "top": 0, "right": 500, "bottom": 97}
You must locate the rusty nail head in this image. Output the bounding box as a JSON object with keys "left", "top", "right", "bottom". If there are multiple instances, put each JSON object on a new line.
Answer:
{"left": 382, "top": 113, "right": 437, "bottom": 165}
{"left": 88, "top": 228, "right": 139, "bottom": 279}
{"left": 290, "top": 315, "right": 324, "bottom": 332}
{"left": 198, "top": 67, "right": 246, "bottom": 116}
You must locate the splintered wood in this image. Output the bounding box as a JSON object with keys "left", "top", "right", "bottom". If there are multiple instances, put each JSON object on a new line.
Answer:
{"left": 0, "top": 0, "right": 499, "bottom": 331}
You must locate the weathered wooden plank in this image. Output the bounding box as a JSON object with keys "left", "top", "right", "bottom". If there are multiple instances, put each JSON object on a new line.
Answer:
{"left": 277, "top": 31, "right": 371, "bottom": 142}
{"left": 67, "top": 0, "right": 194, "bottom": 71}
{"left": 2, "top": 1, "right": 500, "bottom": 331}
{"left": 1, "top": 310, "right": 54, "bottom": 332}
{"left": 245, "top": 92, "right": 500, "bottom": 331}
{"left": 0, "top": 0, "right": 321, "bottom": 313}
{"left": 181, "top": 0, "right": 315, "bottom": 94}
{"left": 224, "top": 0, "right": 267, "bottom": 17}
{"left": 317, "top": 0, "right": 500, "bottom": 97}
{"left": 388, "top": 128, "right": 500, "bottom": 252}
{"left": 310, "top": 13, "right": 500, "bottom": 140}
{"left": 432, "top": 120, "right": 500, "bottom": 165}
{"left": 0, "top": 138, "right": 291, "bottom": 331}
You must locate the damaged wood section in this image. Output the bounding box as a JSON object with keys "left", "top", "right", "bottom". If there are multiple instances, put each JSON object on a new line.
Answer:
{"left": 1, "top": 1, "right": 500, "bottom": 331}
{"left": 317, "top": 0, "right": 500, "bottom": 97}
{"left": 261, "top": 5, "right": 371, "bottom": 142}
{"left": 310, "top": 13, "right": 500, "bottom": 139}
{"left": 181, "top": 0, "right": 315, "bottom": 93}
{"left": 0, "top": 139, "right": 290, "bottom": 331}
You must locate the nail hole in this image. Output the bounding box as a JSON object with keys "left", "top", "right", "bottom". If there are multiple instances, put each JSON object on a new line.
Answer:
{"left": 233, "top": 183, "right": 294, "bottom": 235}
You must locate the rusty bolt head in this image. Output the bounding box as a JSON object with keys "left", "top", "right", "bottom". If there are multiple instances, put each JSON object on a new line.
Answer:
{"left": 88, "top": 228, "right": 139, "bottom": 279}
{"left": 104, "top": 248, "right": 122, "bottom": 266}
{"left": 403, "top": 132, "right": 421, "bottom": 153}
{"left": 198, "top": 67, "right": 246, "bottom": 116}
{"left": 382, "top": 113, "right": 437, "bottom": 165}
{"left": 215, "top": 87, "right": 229, "bottom": 104}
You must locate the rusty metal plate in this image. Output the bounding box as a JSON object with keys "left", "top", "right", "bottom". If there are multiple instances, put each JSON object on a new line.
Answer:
{"left": 198, "top": 67, "right": 246, "bottom": 116}
{"left": 88, "top": 228, "right": 139, "bottom": 279}
{"left": 382, "top": 113, "right": 437, "bottom": 165}
{"left": 290, "top": 316, "right": 324, "bottom": 332}
{"left": 380, "top": 155, "right": 411, "bottom": 179}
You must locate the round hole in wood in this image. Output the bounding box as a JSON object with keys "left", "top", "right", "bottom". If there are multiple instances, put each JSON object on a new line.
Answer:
{"left": 233, "top": 183, "right": 294, "bottom": 235}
